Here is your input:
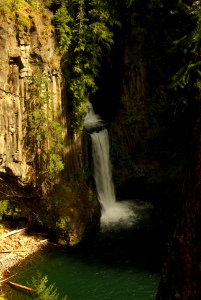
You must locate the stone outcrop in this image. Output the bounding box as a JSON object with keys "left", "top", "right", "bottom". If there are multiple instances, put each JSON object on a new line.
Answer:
{"left": 0, "top": 3, "right": 83, "bottom": 196}
{"left": 0, "top": 3, "right": 100, "bottom": 246}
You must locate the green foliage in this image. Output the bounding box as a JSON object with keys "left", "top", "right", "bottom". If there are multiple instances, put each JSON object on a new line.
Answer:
{"left": 167, "top": 1, "right": 201, "bottom": 92}
{"left": 0, "top": 294, "right": 6, "bottom": 300}
{"left": 0, "top": 0, "right": 25, "bottom": 17}
{"left": 27, "top": 271, "right": 67, "bottom": 300}
{"left": 53, "top": 196, "right": 59, "bottom": 207}
{"left": 56, "top": 216, "right": 70, "bottom": 230}
{"left": 0, "top": 0, "right": 12, "bottom": 16}
{"left": 27, "top": 67, "right": 67, "bottom": 181}
{"left": 0, "top": 200, "right": 8, "bottom": 221}
{"left": 70, "top": 235, "right": 81, "bottom": 246}
{"left": 15, "top": 13, "right": 31, "bottom": 31}
{"left": 28, "top": 0, "right": 43, "bottom": 11}
{"left": 53, "top": 4, "right": 73, "bottom": 55}
{"left": 0, "top": 0, "right": 33, "bottom": 38}
{"left": 0, "top": 224, "right": 3, "bottom": 236}
{"left": 74, "top": 167, "right": 89, "bottom": 184}
{"left": 53, "top": 0, "right": 121, "bottom": 133}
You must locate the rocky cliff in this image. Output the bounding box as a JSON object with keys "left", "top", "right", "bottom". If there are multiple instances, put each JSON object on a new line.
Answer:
{"left": 0, "top": 2, "right": 100, "bottom": 246}
{"left": 106, "top": 14, "right": 185, "bottom": 210}
{"left": 0, "top": 3, "right": 83, "bottom": 194}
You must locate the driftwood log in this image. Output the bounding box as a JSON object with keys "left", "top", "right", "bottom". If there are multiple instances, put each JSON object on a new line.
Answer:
{"left": 6, "top": 281, "right": 35, "bottom": 292}
{"left": 0, "top": 250, "right": 27, "bottom": 253}
{"left": 0, "top": 274, "right": 17, "bottom": 283}
{"left": 0, "top": 228, "right": 26, "bottom": 240}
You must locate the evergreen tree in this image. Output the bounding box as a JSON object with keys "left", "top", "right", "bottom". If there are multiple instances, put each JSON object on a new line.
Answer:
{"left": 53, "top": 0, "right": 121, "bottom": 133}
{"left": 27, "top": 271, "right": 67, "bottom": 300}
{"left": 27, "top": 67, "right": 67, "bottom": 182}
{"left": 155, "top": 1, "right": 201, "bottom": 299}
{"left": 168, "top": 1, "right": 201, "bottom": 91}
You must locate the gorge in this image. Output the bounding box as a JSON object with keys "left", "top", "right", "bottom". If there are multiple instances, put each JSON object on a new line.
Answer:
{"left": 1, "top": 0, "right": 201, "bottom": 299}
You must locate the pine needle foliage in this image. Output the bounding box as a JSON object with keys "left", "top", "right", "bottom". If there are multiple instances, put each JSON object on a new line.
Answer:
{"left": 27, "top": 271, "right": 67, "bottom": 300}
{"left": 27, "top": 67, "right": 67, "bottom": 182}
{"left": 53, "top": 0, "right": 121, "bottom": 133}
{"left": 168, "top": 1, "right": 201, "bottom": 91}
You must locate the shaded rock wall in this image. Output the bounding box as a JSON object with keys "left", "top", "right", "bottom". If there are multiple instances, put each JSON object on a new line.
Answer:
{"left": 108, "top": 14, "right": 185, "bottom": 208}
{"left": 109, "top": 21, "right": 151, "bottom": 181}
{"left": 109, "top": 18, "right": 150, "bottom": 155}
{"left": 0, "top": 5, "right": 82, "bottom": 196}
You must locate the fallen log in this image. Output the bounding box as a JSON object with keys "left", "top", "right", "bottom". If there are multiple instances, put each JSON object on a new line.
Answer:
{"left": 0, "top": 250, "right": 27, "bottom": 253}
{"left": 0, "top": 242, "right": 10, "bottom": 251}
{"left": 6, "top": 281, "right": 35, "bottom": 292}
{"left": 40, "top": 239, "right": 48, "bottom": 243}
{"left": 0, "top": 253, "right": 13, "bottom": 262}
{"left": 48, "top": 242, "right": 61, "bottom": 246}
{"left": 29, "top": 232, "right": 52, "bottom": 235}
{"left": 0, "top": 274, "right": 17, "bottom": 283}
{"left": 2, "top": 271, "right": 10, "bottom": 276}
{"left": 0, "top": 228, "right": 26, "bottom": 240}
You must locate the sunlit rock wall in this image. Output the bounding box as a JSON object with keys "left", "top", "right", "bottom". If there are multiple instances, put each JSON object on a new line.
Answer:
{"left": 0, "top": 6, "right": 82, "bottom": 196}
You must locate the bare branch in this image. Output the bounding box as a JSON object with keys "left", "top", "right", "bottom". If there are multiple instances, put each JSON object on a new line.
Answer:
{"left": 0, "top": 88, "right": 26, "bottom": 99}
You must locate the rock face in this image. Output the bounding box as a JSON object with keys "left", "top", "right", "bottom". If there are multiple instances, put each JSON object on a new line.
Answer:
{"left": 0, "top": 4, "right": 83, "bottom": 196}
{"left": 108, "top": 14, "right": 185, "bottom": 208}
{"left": 108, "top": 21, "right": 151, "bottom": 184}
{"left": 0, "top": 3, "right": 100, "bottom": 246}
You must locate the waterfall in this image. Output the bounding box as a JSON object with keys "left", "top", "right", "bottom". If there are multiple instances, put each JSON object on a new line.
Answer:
{"left": 91, "top": 129, "right": 116, "bottom": 210}
{"left": 84, "top": 99, "right": 135, "bottom": 228}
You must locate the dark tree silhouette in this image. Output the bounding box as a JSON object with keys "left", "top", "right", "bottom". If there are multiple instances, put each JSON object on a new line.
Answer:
{"left": 156, "top": 88, "right": 201, "bottom": 299}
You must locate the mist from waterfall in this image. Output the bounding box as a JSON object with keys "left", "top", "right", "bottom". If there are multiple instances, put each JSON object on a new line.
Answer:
{"left": 84, "top": 99, "right": 136, "bottom": 229}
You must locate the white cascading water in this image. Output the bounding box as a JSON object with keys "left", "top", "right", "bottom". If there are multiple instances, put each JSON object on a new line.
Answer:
{"left": 91, "top": 129, "right": 116, "bottom": 211}
{"left": 84, "top": 99, "right": 136, "bottom": 229}
{"left": 84, "top": 99, "right": 103, "bottom": 128}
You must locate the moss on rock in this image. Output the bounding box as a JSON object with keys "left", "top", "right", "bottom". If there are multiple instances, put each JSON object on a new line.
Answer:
{"left": 37, "top": 178, "right": 100, "bottom": 246}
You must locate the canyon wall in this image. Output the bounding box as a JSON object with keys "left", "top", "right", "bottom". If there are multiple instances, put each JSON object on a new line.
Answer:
{"left": 0, "top": 3, "right": 83, "bottom": 197}
{"left": 0, "top": 3, "right": 100, "bottom": 246}
{"left": 108, "top": 15, "right": 185, "bottom": 208}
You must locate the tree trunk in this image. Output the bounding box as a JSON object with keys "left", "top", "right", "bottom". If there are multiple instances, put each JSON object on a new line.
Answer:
{"left": 155, "top": 90, "right": 201, "bottom": 300}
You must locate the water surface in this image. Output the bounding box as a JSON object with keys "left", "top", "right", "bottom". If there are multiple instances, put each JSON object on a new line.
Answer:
{"left": 5, "top": 198, "right": 169, "bottom": 300}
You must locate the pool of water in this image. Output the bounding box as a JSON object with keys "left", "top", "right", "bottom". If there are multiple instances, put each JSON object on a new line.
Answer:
{"left": 4, "top": 199, "right": 170, "bottom": 300}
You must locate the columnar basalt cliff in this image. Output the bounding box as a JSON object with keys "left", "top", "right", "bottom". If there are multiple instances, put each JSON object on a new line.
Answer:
{"left": 107, "top": 15, "right": 185, "bottom": 208}
{"left": 0, "top": 4, "right": 83, "bottom": 194}
{"left": 108, "top": 22, "right": 153, "bottom": 185}
{"left": 0, "top": 3, "right": 100, "bottom": 246}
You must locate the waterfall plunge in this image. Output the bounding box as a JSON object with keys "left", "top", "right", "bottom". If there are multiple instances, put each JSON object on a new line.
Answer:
{"left": 84, "top": 99, "right": 135, "bottom": 229}
{"left": 91, "top": 129, "right": 116, "bottom": 210}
